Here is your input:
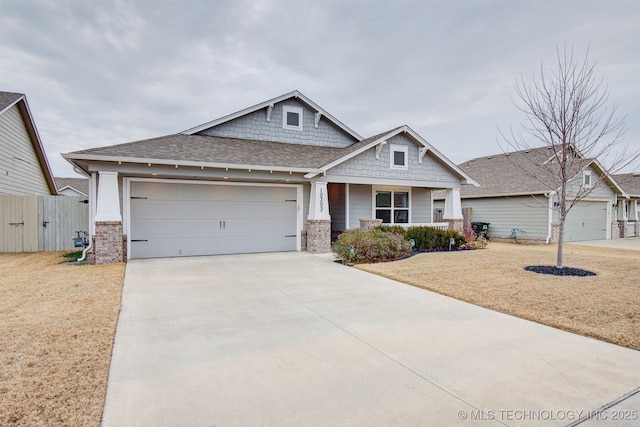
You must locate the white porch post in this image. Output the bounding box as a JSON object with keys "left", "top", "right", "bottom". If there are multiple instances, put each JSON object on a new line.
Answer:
{"left": 443, "top": 188, "right": 463, "bottom": 231}
{"left": 93, "top": 171, "right": 123, "bottom": 264}
{"left": 307, "top": 181, "right": 331, "bottom": 253}
{"left": 95, "top": 171, "right": 121, "bottom": 222}
{"left": 308, "top": 181, "right": 331, "bottom": 220}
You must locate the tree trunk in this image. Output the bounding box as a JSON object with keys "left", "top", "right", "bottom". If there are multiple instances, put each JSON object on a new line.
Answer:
{"left": 556, "top": 216, "right": 565, "bottom": 268}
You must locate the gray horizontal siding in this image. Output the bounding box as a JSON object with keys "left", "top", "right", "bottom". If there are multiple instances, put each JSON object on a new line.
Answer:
{"left": 198, "top": 98, "right": 356, "bottom": 148}
{"left": 462, "top": 196, "right": 550, "bottom": 239}
{"left": 348, "top": 184, "right": 372, "bottom": 229}
{"left": 411, "top": 188, "right": 431, "bottom": 223}
{"left": 0, "top": 105, "right": 50, "bottom": 195}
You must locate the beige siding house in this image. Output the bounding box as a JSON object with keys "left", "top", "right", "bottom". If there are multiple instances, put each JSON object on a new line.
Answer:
{"left": 0, "top": 91, "right": 57, "bottom": 195}
{"left": 1, "top": 91, "right": 88, "bottom": 252}
{"left": 438, "top": 147, "right": 627, "bottom": 243}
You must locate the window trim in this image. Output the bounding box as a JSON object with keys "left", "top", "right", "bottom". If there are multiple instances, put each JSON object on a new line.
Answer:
{"left": 583, "top": 171, "right": 592, "bottom": 188}
{"left": 282, "top": 105, "right": 303, "bottom": 131}
{"left": 390, "top": 144, "right": 408, "bottom": 170}
{"left": 373, "top": 186, "right": 411, "bottom": 224}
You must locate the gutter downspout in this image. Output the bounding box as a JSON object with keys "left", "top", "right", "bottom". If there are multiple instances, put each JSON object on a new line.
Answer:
{"left": 545, "top": 191, "right": 556, "bottom": 244}
{"left": 78, "top": 172, "right": 96, "bottom": 262}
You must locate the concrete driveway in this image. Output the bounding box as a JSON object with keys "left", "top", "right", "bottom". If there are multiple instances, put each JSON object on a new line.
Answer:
{"left": 102, "top": 252, "right": 640, "bottom": 427}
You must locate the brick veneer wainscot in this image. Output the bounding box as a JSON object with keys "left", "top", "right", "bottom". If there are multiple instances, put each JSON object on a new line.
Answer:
{"left": 93, "top": 221, "right": 123, "bottom": 264}
{"left": 307, "top": 219, "right": 331, "bottom": 253}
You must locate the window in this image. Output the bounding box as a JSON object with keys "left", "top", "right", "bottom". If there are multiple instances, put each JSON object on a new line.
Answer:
{"left": 283, "top": 105, "right": 303, "bottom": 131}
{"left": 390, "top": 145, "right": 408, "bottom": 170}
{"left": 375, "top": 190, "right": 409, "bottom": 223}
{"left": 583, "top": 171, "right": 592, "bottom": 188}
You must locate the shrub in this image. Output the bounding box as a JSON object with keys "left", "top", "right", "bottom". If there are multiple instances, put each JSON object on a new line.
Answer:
{"left": 332, "top": 229, "right": 412, "bottom": 264}
{"left": 461, "top": 225, "right": 487, "bottom": 249}
{"left": 376, "top": 225, "right": 407, "bottom": 237}
{"left": 405, "top": 226, "right": 466, "bottom": 250}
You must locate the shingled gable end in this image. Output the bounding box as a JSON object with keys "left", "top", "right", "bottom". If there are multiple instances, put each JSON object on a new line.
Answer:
{"left": 63, "top": 91, "right": 477, "bottom": 263}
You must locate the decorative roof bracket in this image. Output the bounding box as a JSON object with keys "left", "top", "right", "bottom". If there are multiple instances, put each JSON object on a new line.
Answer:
{"left": 375, "top": 140, "right": 387, "bottom": 160}
{"left": 419, "top": 147, "right": 429, "bottom": 164}
{"left": 315, "top": 112, "right": 322, "bottom": 128}
{"left": 266, "top": 104, "right": 274, "bottom": 122}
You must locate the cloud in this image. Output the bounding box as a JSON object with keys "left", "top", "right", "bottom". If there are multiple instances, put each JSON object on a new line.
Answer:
{"left": 1, "top": 0, "right": 638, "bottom": 176}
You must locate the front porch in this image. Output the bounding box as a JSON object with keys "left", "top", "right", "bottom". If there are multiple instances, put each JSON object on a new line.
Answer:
{"left": 305, "top": 182, "right": 464, "bottom": 252}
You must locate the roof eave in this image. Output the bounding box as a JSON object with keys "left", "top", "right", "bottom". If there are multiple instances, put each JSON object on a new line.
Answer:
{"left": 180, "top": 90, "right": 363, "bottom": 141}
{"left": 61, "top": 153, "right": 322, "bottom": 175}
{"left": 311, "top": 125, "right": 480, "bottom": 186}
{"left": 12, "top": 96, "right": 58, "bottom": 195}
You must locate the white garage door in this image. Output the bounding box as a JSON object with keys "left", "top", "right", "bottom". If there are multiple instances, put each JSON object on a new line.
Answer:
{"left": 564, "top": 201, "right": 608, "bottom": 242}
{"left": 129, "top": 181, "right": 299, "bottom": 259}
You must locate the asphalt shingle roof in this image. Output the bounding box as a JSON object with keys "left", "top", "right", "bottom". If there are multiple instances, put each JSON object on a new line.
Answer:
{"left": 69, "top": 134, "right": 346, "bottom": 169}
{"left": 0, "top": 91, "right": 23, "bottom": 111}
{"left": 459, "top": 147, "right": 592, "bottom": 197}
{"left": 55, "top": 177, "right": 89, "bottom": 194}
{"left": 613, "top": 173, "right": 640, "bottom": 197}
{"left": 67, "top": 127, "right": 404, "bottom": 170}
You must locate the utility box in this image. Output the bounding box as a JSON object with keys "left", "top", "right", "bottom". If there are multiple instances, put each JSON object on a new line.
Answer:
{"left": 471, "top": 222, "right": 490, "bottom": 238}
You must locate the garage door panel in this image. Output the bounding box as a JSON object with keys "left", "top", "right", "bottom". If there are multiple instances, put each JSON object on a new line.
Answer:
{"left": 564, "top": 201, "right": 607, "bottom": 242}
{"left": 129, "top": 182, "right": 298, "bottom": 259}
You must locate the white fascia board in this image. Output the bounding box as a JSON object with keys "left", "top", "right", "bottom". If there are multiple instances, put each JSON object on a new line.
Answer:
{"left": 61, "top": 153, "right": 322, "bottom": 174}
{"left": 0, "top": 94, "right": 24, "bottom": 115}
{"left": 401, "top": 126, "right": 480, "bottom": 187}
{"left": 59, "top": 186, "right": 88, "bottom": 197}
{"left": 461, "top": 191, "right": 549, "bottom": 199}
{"left": 588, "top": 158, "right": 628, "bottom": 197}
{"left": 313, "top": 125, "right": 480, "bottom": 187}
{"left": 307, "top": 128, "right": 405, "bottom": 178}
{"left": 181, "top": 90, "right": 363, "bottom": 141}
{"left": 317, "top": 174, "right": 463, "bottom": 189}
{"left": 15, "top": 96, "right": 58, "bottom": 195}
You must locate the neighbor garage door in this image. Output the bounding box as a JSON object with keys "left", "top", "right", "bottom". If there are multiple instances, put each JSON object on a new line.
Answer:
{"left": 129, "top": 181, "right": 298, "bottom": 259}
{"left": 563, "top": 200, "right": 608, "bottom": 242}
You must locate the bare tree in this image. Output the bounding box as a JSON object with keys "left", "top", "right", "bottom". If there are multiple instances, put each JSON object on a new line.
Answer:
{"left": 501, "top": 45, "right": 639, "bottom": 268}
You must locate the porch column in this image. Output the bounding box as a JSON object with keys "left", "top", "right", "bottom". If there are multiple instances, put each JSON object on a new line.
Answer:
{"left": 307, "top": 181, "right": 331, "bottom": 253}
{"left": 443, "top": 188, "right": 463, "bottom": 231}
{"left": 93, "top": 171, "right": 123, "bottom": 264}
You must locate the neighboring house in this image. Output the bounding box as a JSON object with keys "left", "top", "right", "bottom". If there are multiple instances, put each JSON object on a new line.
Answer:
{"left": 1, "top": 91, "right": 88, "bottom": 252}
{"left": 437, "top": 146, "right": 626, "bottom": 243}
{"left": 612, "top": 173, "right": 640, "bottom": 238}
{"left": 55, "top": 177, "right": 89, "bottom": 197}
{"left": 0, "top": 91, "right": 57, "bottom": 195}
{"left": 63, "top": 90, "right": 478, "bottom": 263}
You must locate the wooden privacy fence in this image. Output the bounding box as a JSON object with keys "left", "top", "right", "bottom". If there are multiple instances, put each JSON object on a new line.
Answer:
{"left": 0, "top": 195, "right": 89, "bottom": 252}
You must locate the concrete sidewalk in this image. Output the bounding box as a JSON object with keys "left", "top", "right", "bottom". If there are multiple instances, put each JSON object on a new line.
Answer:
{"left": 567, "top": 237, "right": 640, "bottom": 251}
{"left": 102, "top": 252, "right": 640, "bottom": 427}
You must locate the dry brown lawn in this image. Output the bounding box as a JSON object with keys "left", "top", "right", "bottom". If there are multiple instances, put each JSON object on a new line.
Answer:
{"left": 0, "top": 252, "right": 125, "bottom": 427}
{"left": 0, "top": 244, "right": 637, "bottom": 426}
{"left": 357, "top": 242, "right": 640, "bottom": 350}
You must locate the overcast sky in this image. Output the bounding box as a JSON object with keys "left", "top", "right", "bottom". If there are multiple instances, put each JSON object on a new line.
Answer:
{"left": 1, "top": 0, "right": 638, "bottom": 177}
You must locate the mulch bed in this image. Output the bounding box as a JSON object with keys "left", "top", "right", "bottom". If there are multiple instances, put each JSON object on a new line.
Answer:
{"left": 524, "top": 265, "right": 596, "bottom": 276}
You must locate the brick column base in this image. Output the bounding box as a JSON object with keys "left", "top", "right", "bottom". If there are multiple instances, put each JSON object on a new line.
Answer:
{"left": 307, "top": 219, "right": 331, "bottom": 253}
{"left": 94, "top": 221, "right": 123, "bottom": 264}
{"left": 359, "top": 218, "right": 383, "bottom": 231}
{"left": 447, "top": 219, "right": 464, "bottom": 232}
{"left": 618, "top": 220, "right": 628, "bottom": 238}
